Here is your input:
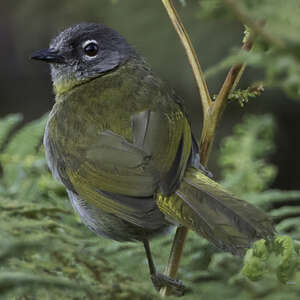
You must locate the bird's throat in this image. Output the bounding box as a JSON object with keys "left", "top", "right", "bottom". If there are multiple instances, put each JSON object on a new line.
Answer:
{"left": 53, "top": 77, "right": 84, "bottom": 98}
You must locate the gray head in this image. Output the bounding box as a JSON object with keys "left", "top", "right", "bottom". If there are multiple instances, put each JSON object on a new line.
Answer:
{"left": 32, "top": 23, "right": 136, "bottom": 93}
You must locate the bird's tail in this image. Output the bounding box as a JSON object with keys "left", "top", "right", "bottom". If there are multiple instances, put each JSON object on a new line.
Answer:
{"left": 156, "top": 168, "right": 274, "bottom": 255}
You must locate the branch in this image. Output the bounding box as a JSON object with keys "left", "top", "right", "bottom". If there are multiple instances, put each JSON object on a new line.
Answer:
{"left": 160, "top": 0, "right": 254, "bottom": 296}
{"left": 224, "top": 0, "right": 284, "bottom": 49}
{"left": 161, "top": 0, "right": 212, "bottom": 114}
{"left": 199, "top": 30, "right": 253, "bottom": 165}
{"left": 160, "top": 0, "right": 212, "bottom": 296}
{"left": 213, "top": 31, "right": 254, "bottom": 122}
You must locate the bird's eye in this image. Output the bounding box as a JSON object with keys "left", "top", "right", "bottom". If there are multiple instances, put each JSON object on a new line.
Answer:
{"left": 83, "top": 42, "right": 99, "bottom": 57}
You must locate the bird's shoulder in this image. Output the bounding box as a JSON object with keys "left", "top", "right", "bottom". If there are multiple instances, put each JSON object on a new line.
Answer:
{"left": 58, "top": 57, "right": 188, "bottom": 116}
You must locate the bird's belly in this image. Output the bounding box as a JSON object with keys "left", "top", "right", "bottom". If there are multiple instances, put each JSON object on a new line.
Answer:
{"left": 67, "top": 190, "right": 172, "bottom": 242}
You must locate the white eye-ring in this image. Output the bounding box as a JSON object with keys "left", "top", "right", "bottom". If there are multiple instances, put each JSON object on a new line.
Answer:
{"left": 82, "top": 40, "right": 99, "bottom": 58}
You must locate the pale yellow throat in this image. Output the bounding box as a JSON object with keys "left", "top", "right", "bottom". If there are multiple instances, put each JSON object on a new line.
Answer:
{"left": 53, "top": 77, "right": 82, "bottom": 97}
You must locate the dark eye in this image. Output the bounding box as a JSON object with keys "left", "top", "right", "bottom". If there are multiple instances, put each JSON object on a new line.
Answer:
{"left": 83, "top": 42, "right": 99, "bottom": 57}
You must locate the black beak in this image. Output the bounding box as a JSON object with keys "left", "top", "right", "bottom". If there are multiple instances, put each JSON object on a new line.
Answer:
{"left": 31, "top": 48, "right": 65, "bottom": 64}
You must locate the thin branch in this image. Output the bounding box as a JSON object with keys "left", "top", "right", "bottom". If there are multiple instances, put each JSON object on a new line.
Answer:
{"left": 160, "top": 227, "right": 188, "bottom": 296}
{"left": 160, "top": 0, "right": 213, "bottom": 296}
{"left": 213, "top": 32, "right": 254, "bottom": 121}
{"left": 199, "top": 32, "right": 253, "bottom": 165}
{"left": 224, "top": 0, "right": 284, "bottom": 49}
{"left": 160, "top": 1, "right": 254, "bottom": 297}
{"left": 161, "top": 0, "right": 212, "bottom": 114}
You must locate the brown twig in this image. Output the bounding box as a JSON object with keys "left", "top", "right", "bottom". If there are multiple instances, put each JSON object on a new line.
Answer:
{"left": 161, "top": 0, "right": 212, "bottom": 114}
{"left": 200, "top": 32, "right": 254, "bottom": 162}
{"left": 224, "top": 0, "right": 284, "bottom": 49}
{"left": 160, "top": 0, "right": 254, "bottom": 296}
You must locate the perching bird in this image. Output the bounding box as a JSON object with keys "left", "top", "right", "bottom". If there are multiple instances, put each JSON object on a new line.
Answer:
{"left": 31, "top": 23, "right": 274, "bottom": 295}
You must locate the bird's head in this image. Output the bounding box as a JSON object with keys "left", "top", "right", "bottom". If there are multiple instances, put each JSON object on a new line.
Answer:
{"left": 32, "top": 23, "right": 136, "bottom": 94}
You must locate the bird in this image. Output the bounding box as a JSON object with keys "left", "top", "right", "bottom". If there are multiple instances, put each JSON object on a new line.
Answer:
{"left": 31, "top": 23, "right": 274, "bottom": 295}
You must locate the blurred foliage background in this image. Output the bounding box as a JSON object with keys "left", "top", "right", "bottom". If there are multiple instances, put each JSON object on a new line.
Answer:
{"left": 1, "top": 0, "right": 300, "bottom": 299}
{"left": 2, "top": 0, "right": 300, "bottom": 189}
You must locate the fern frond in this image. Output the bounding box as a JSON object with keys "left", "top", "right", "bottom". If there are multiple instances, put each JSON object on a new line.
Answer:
{"left": 219, "top": 114, "right": 276, "bottom": 195}
{"left": 0, "top": 114, "right": 48, "bottom": 193}
{"left": 4, "top": 114, "right": 48, "bottom": 157}
{"left": 244, "top": 190, "right": 300, "bottom": 209}
{"left": 0, "top": 114, "right": 22, "bottom": 150}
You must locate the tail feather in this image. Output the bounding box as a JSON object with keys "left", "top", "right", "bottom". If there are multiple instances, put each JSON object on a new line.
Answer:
{"left": 156, "top": 168, "right": 274, "bottom": 255}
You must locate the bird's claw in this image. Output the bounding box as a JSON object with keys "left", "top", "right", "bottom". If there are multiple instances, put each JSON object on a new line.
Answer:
{"left": 151, "top": 272, "right": 185, "bottom": 296}
{"left": 199, "top": 163, "right": 213, "bottom": 179}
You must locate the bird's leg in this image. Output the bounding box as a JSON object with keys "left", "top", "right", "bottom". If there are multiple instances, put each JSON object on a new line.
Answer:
{"left": 198, "top": 163, "right": 213, "bottom": 179}
{"left": 142, "top": 239, "right": 185, "bottom": 296}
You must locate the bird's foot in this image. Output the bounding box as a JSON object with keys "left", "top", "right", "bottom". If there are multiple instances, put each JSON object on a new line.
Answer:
{"left": 151, "top": 272, "right": 185, "bottom": 296}
{"left": 199, "top": 163, "right": 213, "bottom": 179}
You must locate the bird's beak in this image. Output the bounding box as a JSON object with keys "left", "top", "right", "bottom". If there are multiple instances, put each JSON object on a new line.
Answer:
{"left": 31, "top": 48, "right": 65, "bottom": 64}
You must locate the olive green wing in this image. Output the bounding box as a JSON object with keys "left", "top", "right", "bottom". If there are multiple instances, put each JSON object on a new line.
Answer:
{"left": 131, "top": 110, "right": 192, "bottom": 195}
{"left": 67, "top": 110, "right": 192, "bottom": 228}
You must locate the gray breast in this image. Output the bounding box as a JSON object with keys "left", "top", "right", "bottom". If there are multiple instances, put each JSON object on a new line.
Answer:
{"left": 67, "top": 189, "right": 172, "bottom": 242}
{"left": 43, "top": 109, "right": 171, "bottom": 242}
